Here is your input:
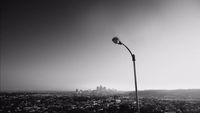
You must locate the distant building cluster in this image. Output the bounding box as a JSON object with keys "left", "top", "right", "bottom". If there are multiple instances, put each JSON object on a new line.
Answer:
{"left": 96, "top": 85, "right": 107, "bottom": 91}
{"left": 75, "top": 85, "right": 118, "bottom": 96}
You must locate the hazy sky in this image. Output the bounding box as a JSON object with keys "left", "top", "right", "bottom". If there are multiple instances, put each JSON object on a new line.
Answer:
{"left": 1, "top": 0, "right": 200, "bottom": 91}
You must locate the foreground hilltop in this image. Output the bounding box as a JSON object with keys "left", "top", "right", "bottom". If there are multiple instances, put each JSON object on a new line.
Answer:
{"left": 1, "top": 89, "right": 200, "bottom": 113}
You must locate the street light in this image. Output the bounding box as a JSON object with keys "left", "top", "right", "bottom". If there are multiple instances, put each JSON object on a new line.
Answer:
{"left": 112, "top": 37, "right": 140, "bottom": 113}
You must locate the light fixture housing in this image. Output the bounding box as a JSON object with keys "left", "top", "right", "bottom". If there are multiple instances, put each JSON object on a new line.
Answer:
{"left": 112, "top": 37, "right": 122, "bottom": 45}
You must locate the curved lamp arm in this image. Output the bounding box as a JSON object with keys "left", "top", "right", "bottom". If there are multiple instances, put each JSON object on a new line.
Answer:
{"left": 122, "top": 43, "right": 135, "bottom": 61}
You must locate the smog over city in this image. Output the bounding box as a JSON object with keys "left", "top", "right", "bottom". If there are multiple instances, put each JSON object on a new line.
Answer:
{"left": 1, "top": 0, "right": 200, "bottom": 113}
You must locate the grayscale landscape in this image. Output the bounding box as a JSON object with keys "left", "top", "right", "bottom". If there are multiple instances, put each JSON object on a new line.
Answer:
{"left": 1, "top": 0, "right": 200, "bottom": 113}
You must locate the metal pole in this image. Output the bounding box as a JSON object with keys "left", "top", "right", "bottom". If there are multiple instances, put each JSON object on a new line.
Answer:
{"left": 132, "top": 54, "right": 140, "bottom": 113}
{"left": 122, "top": 44, "right": 140, "bottom": 113}
{"left": 112, "top": 37, "right": 140, "bottom": 113}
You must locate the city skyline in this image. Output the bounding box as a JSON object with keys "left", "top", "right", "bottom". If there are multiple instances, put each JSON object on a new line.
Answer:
{"left": 1, "top": 0, "right": 200, "bottom": 91}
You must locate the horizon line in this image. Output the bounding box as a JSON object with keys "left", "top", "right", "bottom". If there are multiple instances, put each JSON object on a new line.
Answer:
{"left": 1, "top": 88, "right": 200, "bottom": 92}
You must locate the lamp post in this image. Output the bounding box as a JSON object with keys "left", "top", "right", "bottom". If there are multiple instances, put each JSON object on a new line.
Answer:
{"left": 112, "top": 37, "right": 140, "bottom": 113}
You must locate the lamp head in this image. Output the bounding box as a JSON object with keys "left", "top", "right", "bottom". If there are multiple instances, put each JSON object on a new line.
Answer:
{"left": 112, "top": 37, "right": 122, "bottom": 45}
